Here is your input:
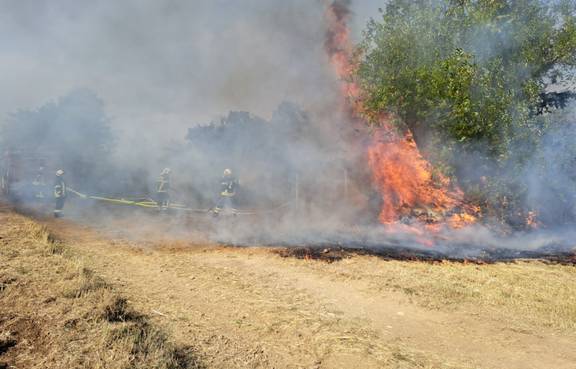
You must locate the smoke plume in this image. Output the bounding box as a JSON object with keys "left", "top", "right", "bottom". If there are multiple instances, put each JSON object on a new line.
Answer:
{"left": 0, "top": 0, "right": 575, "bottom": 262}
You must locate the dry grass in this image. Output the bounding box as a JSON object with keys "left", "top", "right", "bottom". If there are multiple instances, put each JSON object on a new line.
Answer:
{"left": 104, "top": 320, "right": 197, "bottom": 369}
{"left": 60, "top": 265, "right": 110, "bottom": 298}
{"left": 0, "top": 211, "right": 202, "bottom": 369}
{"left": 101, "top": 295, "right": 134, "bottom": 322}
{"left": 3, "top": 206, "right": 574, "bottom": 368}
{"left": 347, "top": 258, "right": 576, "bottom": 330}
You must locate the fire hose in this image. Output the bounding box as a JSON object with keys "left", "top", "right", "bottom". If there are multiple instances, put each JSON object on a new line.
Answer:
{"left": 67, "top": 188, "right": 292, "bottom": 215}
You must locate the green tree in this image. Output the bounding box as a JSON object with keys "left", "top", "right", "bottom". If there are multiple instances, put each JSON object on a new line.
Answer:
{"left": 357, "top": 0, "right": 576, "bottom": 225}
{"left": 358, "top": 0, "right": 576, "bottom": 164}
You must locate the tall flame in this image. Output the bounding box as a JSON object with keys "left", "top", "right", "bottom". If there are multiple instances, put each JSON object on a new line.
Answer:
{"left": 324, "top": 1, "right": 476, "bottom": 227}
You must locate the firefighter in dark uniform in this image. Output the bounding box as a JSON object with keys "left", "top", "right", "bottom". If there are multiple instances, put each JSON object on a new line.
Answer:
{"left": 53, "top": 169, "right": 67, "bottom": 218}
{"left": 156, "top": 168, "right": 171, "bottom": 210}
{"left": 213, "top": 169, "right": 238, "bottom": 216}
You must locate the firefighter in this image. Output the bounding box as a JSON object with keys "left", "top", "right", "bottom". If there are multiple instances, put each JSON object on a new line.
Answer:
{"left": 156, "top": 168, "right": 171, "bottom": 210}
{"left": 213, "top": 168, "right": 238, "bottom": 216}
{"left": 53, "top": 169, "right": 67, "bottom": 218}
{"left": 32, "top": 166, "right": 46, "bottom": 200}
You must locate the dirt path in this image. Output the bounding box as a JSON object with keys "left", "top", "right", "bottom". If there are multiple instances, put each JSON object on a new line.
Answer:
{"left": 42, "top": 218, "right": 576, "bottom": 369}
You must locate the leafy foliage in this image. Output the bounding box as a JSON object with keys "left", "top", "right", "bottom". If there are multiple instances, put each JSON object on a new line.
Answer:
{"left": 358, "top": 0, "right": 576, "bottom": 157}
{"left": 357, "top": 0, "right": 576, "bottom": 226}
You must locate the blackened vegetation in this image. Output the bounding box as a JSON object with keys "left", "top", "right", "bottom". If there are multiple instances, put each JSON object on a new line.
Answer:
{"left": 276, "top": 245, "right": 576, "bottom": 265}
{"left": 277, "top": 247, "right": 345, "bottom": 263}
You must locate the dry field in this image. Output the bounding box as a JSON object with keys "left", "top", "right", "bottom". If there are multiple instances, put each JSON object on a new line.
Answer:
{"left": 0, "top": 205, "right": 200, "bottom": 369}
{"left": 1, "top": 204, "right": 575, "bottom": 369}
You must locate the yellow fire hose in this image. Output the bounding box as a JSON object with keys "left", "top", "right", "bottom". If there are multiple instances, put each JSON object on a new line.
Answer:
{"left": 68, "top": 188, "right": 291, "bottom": 215}
{"left": 68, "top": 188, "right": 208, "bottom": 212}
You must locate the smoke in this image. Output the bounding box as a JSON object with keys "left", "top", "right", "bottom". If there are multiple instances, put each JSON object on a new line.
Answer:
{"left": 522, "top": 103, "right": 576, "bottom": 224}
{"left": 0, "top": 1, "right": 382, "bottom": 221}
{"left": 0, "top": 0, "right": 376, "bottom": 145}
{"left": 1, "top": 0, "right": 574, "bottom": 262}
{"left": 0, "top": 0, "right": 380, "bottom": 189}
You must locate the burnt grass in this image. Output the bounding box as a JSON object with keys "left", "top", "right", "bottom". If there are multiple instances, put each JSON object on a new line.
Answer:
{"left": 275, "top": 244, "right": 576, "bottom": 265}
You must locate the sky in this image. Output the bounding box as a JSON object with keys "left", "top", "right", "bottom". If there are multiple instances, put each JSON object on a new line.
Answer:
{"left": 0, "top": 0, "right": 383, "bottom": 145}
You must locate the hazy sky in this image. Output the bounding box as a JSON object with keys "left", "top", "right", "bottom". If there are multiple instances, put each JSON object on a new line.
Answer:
{"left": 0, "top": 0, "right": 383, "bottom": 143}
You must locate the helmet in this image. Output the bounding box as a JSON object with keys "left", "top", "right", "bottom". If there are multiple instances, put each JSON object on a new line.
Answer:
{"left": 223, "top": 169, "right": 232, "bottom": 176}
{"left": 56, "top": 169, "right": 64, "bottom": 176}
{"left": 161, "top": 168, "right": 171, "bottom": 175}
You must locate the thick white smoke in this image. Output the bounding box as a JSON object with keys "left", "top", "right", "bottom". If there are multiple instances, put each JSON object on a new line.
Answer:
{"left": 0, "top": 0, "right": 380, "bottom": 149}
{"left": 2, "top": 0, "right": 574, "bottom": 262}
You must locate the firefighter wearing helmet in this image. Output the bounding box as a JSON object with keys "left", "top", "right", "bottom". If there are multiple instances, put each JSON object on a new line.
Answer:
{"left": 213, "top": 168, "right": 238, "bottom": 216}
{"left": 53, "top": 169, "right": 67, "bottom": 218}
{"left": 156, "top": 168, "right": 171, "bottom": 210}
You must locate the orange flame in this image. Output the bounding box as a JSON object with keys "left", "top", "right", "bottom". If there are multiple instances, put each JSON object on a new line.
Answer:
{"left": 324, "top": 1, "right": 477, "bottom": 228}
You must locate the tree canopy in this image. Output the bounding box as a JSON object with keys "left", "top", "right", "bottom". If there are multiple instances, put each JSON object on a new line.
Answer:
{"left": 357, "top": 0, "right": 576, "bottom": 225}
{"left": 358, "top": 0, "right": 576, "bottom": 159}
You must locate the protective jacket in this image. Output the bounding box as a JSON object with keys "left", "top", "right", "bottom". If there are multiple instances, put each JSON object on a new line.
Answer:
{"left": 220, "top": 176, "right": 237, "bottom": 197}
{"left": 156, "top": 173, "right": 171, "bottom": 193}
{"left": 54, "top": 176, "right": 67, "bottom": 199}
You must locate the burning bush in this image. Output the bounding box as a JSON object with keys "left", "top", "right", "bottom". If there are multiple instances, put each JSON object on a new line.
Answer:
{"left": 329, "top": 0, "right": 576, "bottom": 228}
